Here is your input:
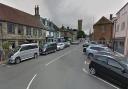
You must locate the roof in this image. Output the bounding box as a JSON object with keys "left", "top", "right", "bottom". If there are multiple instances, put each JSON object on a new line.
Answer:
{"left": 116, "top": 2, "right": 128, "bottom": 14}
{"left": 21, "top": 43, "right": 38, "bottom": 46}
{"left": 94, "top": 16, "right": 112, "bottom": 26}
{"left": 0, "top": 3, "right": 43, "bottom": 28}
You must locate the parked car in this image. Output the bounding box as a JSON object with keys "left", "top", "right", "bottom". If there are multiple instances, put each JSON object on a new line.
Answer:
{"left": 86, "top": 45, "right": 112, "bottom": 59}
{"left": 90, "top": 41, "right": 97, "bottom": 44}
{"left": 8, "top": 43, "right": 39, "bottom": 64}
{"left": 57, "top": 43, "right": 65, "bottom": 50}
{"left": 39, "top": 42, "right": 57, "bottom": 55}
{"left": 64, "top": 41, "right": 71, "bottom": 47}
{"left": 83, "top": 43, "right": 90, "bottom": 53}
{"left": 71, "top": 41, "right": 79, "bottom": 45}
{"left": 89, "top": 55, "right": 128, "bottom": 89}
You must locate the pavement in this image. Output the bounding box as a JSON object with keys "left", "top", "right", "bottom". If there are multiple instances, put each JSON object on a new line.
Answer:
{"left": 0, "top": 43, "right": 120, "bottom": 89}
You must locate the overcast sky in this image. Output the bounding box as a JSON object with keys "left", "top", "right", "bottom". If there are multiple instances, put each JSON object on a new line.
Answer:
{"left": 0, "top": 0, "right": 127, "bottom": 34}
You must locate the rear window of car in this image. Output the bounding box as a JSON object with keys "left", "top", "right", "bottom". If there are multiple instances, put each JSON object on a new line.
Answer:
{"left": 108, "top": 58, "right": 124, "bottom": 70}
{"left": 95, "top": 55, "right": 108, "bottom": 63}
{"left": 90, "top": 47, "right": 104, "bottom": 51}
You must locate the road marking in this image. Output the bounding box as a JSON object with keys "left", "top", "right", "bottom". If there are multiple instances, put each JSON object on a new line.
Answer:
{"left": 45, "top": 50, "right": 72, "bottom": 66}
{"left": 26, "top": 74, "right": 37, "bottom": 89}
{"left": 82, "top": 68, "right": 120, "bottom": 89}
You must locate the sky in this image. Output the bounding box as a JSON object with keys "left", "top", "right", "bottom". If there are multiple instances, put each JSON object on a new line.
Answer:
{"left": 0, "top": 0, "right": 128, "bottom": 34}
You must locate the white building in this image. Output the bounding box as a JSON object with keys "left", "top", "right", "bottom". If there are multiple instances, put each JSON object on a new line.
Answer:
{"left": 113, "top": 2, "right": 128, "bottom": 55}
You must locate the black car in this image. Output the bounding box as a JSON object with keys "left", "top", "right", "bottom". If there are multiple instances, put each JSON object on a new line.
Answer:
{"left": 39, "top": 42, "right": 57, "bottom": 55}
{"left": 89, "top": 55, "right": 128, "bottom": 89}
{"left": 83, "top": 43, "right": 89, "bottom": 52}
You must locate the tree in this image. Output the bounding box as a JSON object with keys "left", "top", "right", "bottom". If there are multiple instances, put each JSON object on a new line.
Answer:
{"left": 77, "top": 30, "right": 86, "bottom": 38}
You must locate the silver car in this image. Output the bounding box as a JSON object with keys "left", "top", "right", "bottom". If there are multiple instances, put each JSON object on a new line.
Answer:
{"left": 86, "top": 45, "right": 112, "bottom": 59}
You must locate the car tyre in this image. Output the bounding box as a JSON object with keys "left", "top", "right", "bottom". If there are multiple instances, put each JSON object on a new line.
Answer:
{"left": 89, "top": 67, "right": 96, "bottom": 75}
{"left": 54, "top": 49, "right": 57, "bottom": 52}
{"left": 15, "top": 57, "right": 21, "bottom": 64}
{"left": 34, "top": 53, "right": 38, "bottom": 59}
{"left": 88, "top": 54, "right": 94, "bottom": 59}
{"left": 45, "top": 52, "right": 48, "bottom": 55}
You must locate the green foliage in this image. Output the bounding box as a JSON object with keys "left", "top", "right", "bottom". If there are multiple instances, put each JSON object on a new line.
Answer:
{"left": 77, "top": 31, "right": 86, "bottom": 38}
{"left": 2, "top": 41, "right": 10, "bottom": 50}
{"left": 2, "top": 41, "right": 10, "bottom": 60}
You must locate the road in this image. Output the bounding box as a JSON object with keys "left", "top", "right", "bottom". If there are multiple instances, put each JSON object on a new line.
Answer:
{"left": 0, "top": 43, "right": 120, "bottom": 89}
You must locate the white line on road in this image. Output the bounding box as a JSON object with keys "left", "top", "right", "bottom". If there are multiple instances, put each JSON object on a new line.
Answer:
{"left": 26, "top": 74, "right": 37, "bottom": 89}
{"left": 45, "top": 50, "right": 72, "bottom": 66}
{"left": 82, "top": 68, "right": 120, "bottom": 89}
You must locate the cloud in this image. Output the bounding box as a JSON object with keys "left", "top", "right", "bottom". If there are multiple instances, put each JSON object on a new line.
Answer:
{"left": 0, "top": 0, "right": 127, "bottom": 34}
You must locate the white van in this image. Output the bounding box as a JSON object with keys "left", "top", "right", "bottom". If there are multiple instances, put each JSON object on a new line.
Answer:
{"left": 8, "top": 43, "right": 39, "bottom": 64}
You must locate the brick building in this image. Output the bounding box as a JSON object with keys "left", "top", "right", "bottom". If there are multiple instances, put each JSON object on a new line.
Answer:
{"left": 93, "top": 16, "right": 113, "bottom": 45}
{"left": 0, "top": 3, "right": 46, "bottom": 48}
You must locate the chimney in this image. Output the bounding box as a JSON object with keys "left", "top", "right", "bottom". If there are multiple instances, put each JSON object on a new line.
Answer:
{"left": 35, "top": 5, "right": 37, "bottom": 15}
{"left": 35, "top": 5, "right": 40, "bottom": 17}
{"left": 110, "top": 14, "right": 113, "bottom": 20}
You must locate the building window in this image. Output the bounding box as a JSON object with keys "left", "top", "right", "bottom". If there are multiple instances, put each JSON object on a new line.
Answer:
{"left": 7, "top": 22, "right": 15, "bottom": 34}
{"left": 38, "top": 29, "right": 42, "bottom": 37}
{"left": 120, "top": 41, "right": 124, "bottom": 47}
{"left": 121, "top": 22, "right": 125, "bottom": 30}
{"left": 33, "top": 28, "right": 37, "bottom": 36}
{"left": 116, "top": 24, "right": 120, "bottom": 32}
{"left": 18, "top": 25, "right": 24, "bottom": 35}
{"left": 26, "top": 27, "right": 31, "bottom": 35}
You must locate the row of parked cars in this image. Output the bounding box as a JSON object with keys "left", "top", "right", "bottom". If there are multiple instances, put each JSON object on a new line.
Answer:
{"left": 83, "top": 41, "right": 128, "bottom": 89}
{"left": 8, "top": 41, "right": 71, "bottom": 64}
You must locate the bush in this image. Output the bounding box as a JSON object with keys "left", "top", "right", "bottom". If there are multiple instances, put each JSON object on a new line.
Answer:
{"left": 77, "top": 31, "right": 86, "bottom": 38}
{"left": 2, "top": 41, "right": 10, "bottom": 61}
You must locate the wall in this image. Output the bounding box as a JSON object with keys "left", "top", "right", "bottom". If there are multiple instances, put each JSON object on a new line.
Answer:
{"left": 93, "top": 24, "right": 113, "bottom": 43}
{"left": 115, "top": 3, "right": 128, "bottom": 55}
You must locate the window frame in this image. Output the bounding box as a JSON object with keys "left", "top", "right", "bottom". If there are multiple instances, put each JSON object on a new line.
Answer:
{"left": 7, "top": 22, "right": 15, "bottom": 34}
{"left": 121, "top": 22, "right": 125, "bottom": 31}
{"left": 96, "top": 56, "right": 108, "bottom": 64}
{"left": 33, "top": 28, "right": 37, "bottom": 36}
{"left": 18, "top": 24, "right": 24, "bottom": 35}
{"left": 26, "top": 27, "right": 31, "bottom": 35}
{"left": 107, "top": 58, "right": 124, "bottom": 70}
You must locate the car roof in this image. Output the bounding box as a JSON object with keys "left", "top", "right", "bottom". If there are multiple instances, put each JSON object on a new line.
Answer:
{"left": 95, "top": 54, "right": 127, "bottom": 61}
{"left": 21, "top": 43, "right": 38, "bottom": 46}
{"left": 88, "top": 45, "right": 107, "bottom": 48}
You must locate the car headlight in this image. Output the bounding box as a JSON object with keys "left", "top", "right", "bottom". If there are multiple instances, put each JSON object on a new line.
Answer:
{"left": 43, "top": 48, "right": 46, "bottom": 52}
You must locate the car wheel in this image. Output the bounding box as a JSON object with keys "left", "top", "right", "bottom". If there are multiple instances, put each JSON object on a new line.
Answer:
{"left": 125, "top": 85, "right": 128, "bottom": 89}
{"left": 34, "top": 53, "right": 38, "bottom": 59}
{"left": 45, "top": 52, "right": 48, "bottom": 55}
{"left": 88, "top": 54, "right": 94, "bottom": 59}
{"left": 89, "top": 67, "right": 96, "bottom": 75}
{"left": 54, "top": 49, "right": 56, "bottom": 52}
{"left": 15, "top": 57, "right": 21, "bottom": 64}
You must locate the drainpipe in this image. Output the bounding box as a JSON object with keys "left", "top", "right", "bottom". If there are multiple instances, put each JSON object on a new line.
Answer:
{"left": 113, "top": 20, "right": 116, "bottom": 52}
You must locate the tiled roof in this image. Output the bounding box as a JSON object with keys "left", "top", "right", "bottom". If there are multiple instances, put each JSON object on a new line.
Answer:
{"left": 94, "top": 16, "right": 112, "bottom": 26}
{"left": 0, "top": 3, "right": 42, "bottom": 28}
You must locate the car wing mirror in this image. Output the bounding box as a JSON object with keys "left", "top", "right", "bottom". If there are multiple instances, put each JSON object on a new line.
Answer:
{"left": 121, "top": 69, "right": 126, "bottom": 73}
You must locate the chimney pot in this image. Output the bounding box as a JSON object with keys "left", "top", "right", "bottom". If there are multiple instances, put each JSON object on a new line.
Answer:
{"left": 110, "top": 14, "right": 113, "bottom": 20}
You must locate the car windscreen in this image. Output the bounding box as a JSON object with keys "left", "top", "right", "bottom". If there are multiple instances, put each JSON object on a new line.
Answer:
{"left": 13, "top": 46, "right": 21, "bottom": 53}
{"left": 90, "top": 47, "right": 104, "bottom": 51}
{"left": 120, "top": 58, "right": 128, "bottom": 69}
{"left": 40, "top": 44, "right": 47, "bottom": 48}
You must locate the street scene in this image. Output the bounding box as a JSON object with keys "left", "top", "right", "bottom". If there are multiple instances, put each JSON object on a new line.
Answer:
{"left": 0, "top": 0, "right": 128, "bottom": 89}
